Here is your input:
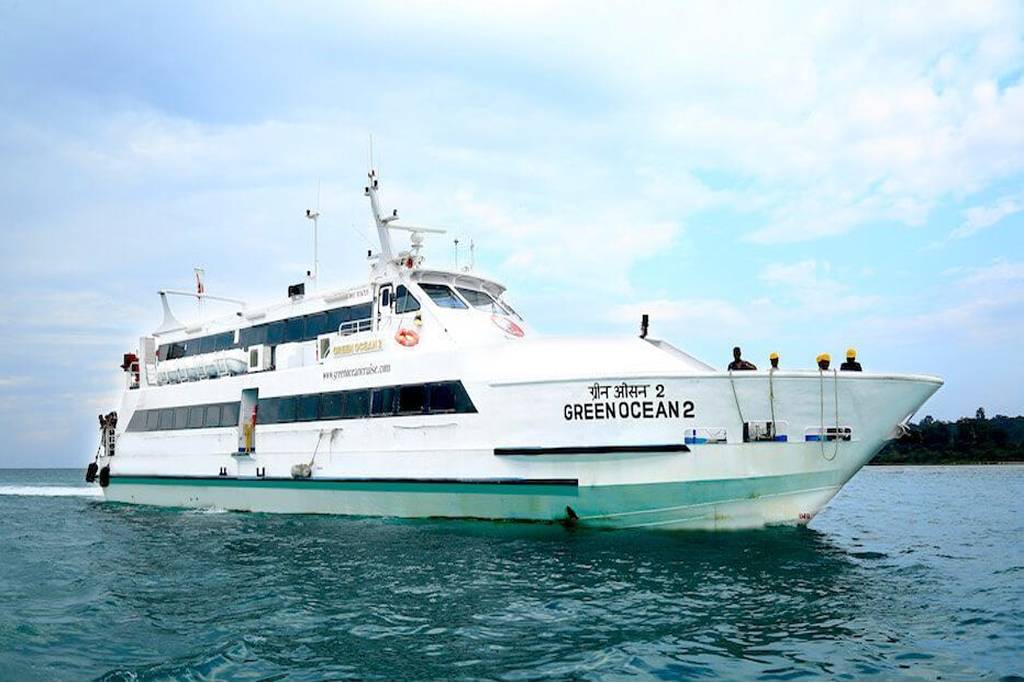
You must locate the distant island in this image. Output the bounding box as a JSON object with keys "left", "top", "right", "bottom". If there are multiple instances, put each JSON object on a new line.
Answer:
{"left": 873, "top": 409, "right": 1024, "bottom": 465}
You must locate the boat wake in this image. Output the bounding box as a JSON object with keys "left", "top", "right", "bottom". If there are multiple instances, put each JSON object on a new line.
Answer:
{"left": 0, "top": 485, "right": 104, "bottom": 498}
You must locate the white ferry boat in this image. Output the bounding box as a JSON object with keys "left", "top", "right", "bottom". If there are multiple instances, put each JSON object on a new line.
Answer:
{"left": 89, "top": 171, "right": 942, "bottom": 530}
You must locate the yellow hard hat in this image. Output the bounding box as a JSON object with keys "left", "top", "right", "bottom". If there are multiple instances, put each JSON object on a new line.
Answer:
{"left": 769, "top": 352, "right": 779, "bottom": 360}
{"left": 820, "top": 353, "right": 831, "bottom": 362}
{"left": 846, "top": 348, "right": 856, "bottom": 358}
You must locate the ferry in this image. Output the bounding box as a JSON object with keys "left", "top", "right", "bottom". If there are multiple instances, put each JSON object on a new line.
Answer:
{"left": 89, "top": 171, "right": 943, "bottom": 530}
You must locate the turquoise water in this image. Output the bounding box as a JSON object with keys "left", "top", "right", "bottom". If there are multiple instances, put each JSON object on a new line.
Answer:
{"left": 0, "top": 467, "right": 1020, "bottom": 681}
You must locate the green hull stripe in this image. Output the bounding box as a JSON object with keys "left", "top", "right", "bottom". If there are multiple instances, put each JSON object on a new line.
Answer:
{"left": 108, "top": 469, "right": 841, "bottom": 503}
{"left": 109, "top": 476, "right": 578, "bottom": 496}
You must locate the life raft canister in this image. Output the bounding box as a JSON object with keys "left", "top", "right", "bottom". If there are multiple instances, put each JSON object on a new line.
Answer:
{"left": 491, "top": 314, "right": 524, "bottom": 338}
{"left": 395, "top": 328, "right": 420, "bottom": 347}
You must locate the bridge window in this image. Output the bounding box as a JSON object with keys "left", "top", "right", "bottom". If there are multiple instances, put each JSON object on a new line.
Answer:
{"left": 419, "top": 283, "right": 467, "bottom": 309}
{"left": 395, "top": 285, "right": 420, "bottom": 314}
{"left": 456, "top": 287, "right": 510, "bottom": 315}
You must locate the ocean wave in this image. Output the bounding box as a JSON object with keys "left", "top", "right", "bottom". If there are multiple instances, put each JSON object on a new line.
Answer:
{"left": 0, "top": 485, "right": 104, "bottom": 498}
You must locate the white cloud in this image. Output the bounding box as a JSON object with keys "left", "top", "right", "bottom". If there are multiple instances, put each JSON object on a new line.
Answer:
{"left": 950, "top": 192, "right": 1024, "bottom": 239}
{"left": 945, "top": 258, "right": 1024, "bottom": 286}
{"left": 759, "top": 259, "right": 883, "bottom": 316}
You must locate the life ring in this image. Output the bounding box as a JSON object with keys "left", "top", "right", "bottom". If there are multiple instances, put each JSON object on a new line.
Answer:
{"left": 395, "top": 328, "right": 420, "bottom": 347}
{"left": 491, "top": 314, "right": 524, "bottom": 337}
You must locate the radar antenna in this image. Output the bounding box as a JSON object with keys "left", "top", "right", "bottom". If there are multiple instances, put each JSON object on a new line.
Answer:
{"left": 364, "top": 170, "right": 445, "bottom": 262}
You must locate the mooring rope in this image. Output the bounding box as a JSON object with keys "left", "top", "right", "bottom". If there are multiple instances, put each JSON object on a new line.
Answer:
{"left": 729, "top": 370, "right": 745, "bottom": 435}
{"left": 819, "top": 369, "right": 840, "bottom": 461}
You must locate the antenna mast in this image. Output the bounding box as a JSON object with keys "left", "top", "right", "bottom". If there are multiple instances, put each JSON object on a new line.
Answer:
{"left": 305, "top": 179, "right": 321, "bottom": 289}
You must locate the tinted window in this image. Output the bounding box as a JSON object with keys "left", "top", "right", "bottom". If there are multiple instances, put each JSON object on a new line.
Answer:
{"left": 239, "top": 327, "right": 256, "bottom": 348}
{"left": 157, "top": 344, "right": 169, "bottom": 360}
{"left": 220, "top": 402, "right": 240, "bottom": 427}
{"left": 350, "top": 303, "right": 372, "bottom": 320}
{"left": 204, "top": 404, "right": 221, "bottom": 428}
{"left": 188, "top": 406, "right": 204, "bottom": 429}
{"left": 213, "top": 332, "right": 234, "bottom": 351}
{"left": 170, "top": 342, "right": 186, "bottom": 359}
{"left": 257, "top": 398, "right": 279, "bottom": 424}
{"left": 199, "top": 336, "right": 215, "bottom": 354}
{"left": 266, "top": 321, "right": 285, "bottom": 346}
{"left": 420, "top": 283, "right": 467, "bottom": 309}
{"left": 242, "top": 325, "right": 268, "bottom": 347}
{"left": 278, "top": 396, "right": 297, "bottom": 423}
{"left": 371, "top": 386, "right": 396, "bottom": 416}
{"left": 159, "top": 409, "right": 174, "bottom": 430}
{"left": 297, "top": 394, "right": 319, "bottom": 422}
{"left": 128, "top": 411, "right": 147, "bottom": 431}
{"left": 344, "top": 390, "right": 370, "bottom": 418}
{"left": 455, "top": 382, "right": 477, "bottom": 413}
{"left": 395, "top": 285, "right": 421, "bottom": 314}
{"left": 320, "top": 393, "right": 344, "bottom": 420}
{"left": 456, "top": 287, "right": 510, "bottom": 314}
{"left": 145, "top": 410, "right": 160, "bottom": 431}
{"left": 174, "top": 407, "right": 189, "bottom": 430}
{"left": 305, "top": 313, "right": 327, "bottom": 340}
{"left": 326, "top": 307, "right": 349, "bottom": 333}
{"left": 285, "top": 316, "right": 304, "bottom": 343}
{"left": 398, "top": 384, "right": 427, "bottom": 414}
{"left": 429, "top": 383, "right": 457, "bottom": 413}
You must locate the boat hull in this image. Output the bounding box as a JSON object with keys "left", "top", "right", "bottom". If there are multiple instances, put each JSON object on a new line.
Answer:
{"left": 99, "top": 354, "right": 943, "bottom": 530}
{"left": 104, "top": 443, "right": 859, "bottom": 530}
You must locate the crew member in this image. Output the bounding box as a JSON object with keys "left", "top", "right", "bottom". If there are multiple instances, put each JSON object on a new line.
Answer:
{"left": 769, "top": 352, "right": 779, "bottom": 369}
{"left": 816, "top": 353, "right": 831, "bottom": 370}
{"left": 728, "top": 346, "right": 757, "bottom": 371}
{"left": 840, "top": 348, "right": 862, "bottom": 371}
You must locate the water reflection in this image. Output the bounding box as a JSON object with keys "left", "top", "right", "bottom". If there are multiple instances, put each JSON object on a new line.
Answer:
{"left": 84, "top": 506, "right": 876, "bottom": 680}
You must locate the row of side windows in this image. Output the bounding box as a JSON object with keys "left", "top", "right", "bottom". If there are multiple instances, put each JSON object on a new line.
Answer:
{"left": 127, "top": 402, "right": 241, "bottom": 432}
{"left": 258, "top": 381, "right": 476, "bottom": 425}
{"left": 158, "top": 302, "right": 374, "bottom": 360}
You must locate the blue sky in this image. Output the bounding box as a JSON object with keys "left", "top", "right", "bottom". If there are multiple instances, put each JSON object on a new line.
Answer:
{"left": 0, "top": 1, "right": 1022, "bottom": 467}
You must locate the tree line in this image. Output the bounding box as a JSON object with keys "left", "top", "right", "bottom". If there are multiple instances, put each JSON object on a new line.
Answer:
{"left": 873, "top": 408, "right": 1024, "bottom": 464}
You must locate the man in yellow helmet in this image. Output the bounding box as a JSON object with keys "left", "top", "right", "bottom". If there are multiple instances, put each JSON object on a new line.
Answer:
{"left": 816, "top": 353, "right": 831, "bottom": 370}
{"left": 841, "top": 348, "right": 862, "bottom": 371}
{"left": 769, "top": 352, "right": 779, "bottom": 369}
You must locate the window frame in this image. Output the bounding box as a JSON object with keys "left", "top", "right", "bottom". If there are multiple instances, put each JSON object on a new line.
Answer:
{"left": 419, "top": 283, "right": 468, "bottom": 309}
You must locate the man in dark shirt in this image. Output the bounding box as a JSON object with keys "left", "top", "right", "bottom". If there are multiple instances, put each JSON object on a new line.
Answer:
{"left": 728, "top": 346, "right": 756, "bottom": 371}
{"left": 769, "top": 352, "right": 779, "bottom": 369}
{"left": 840, "top": 348, "right": 862, "bottom": 371}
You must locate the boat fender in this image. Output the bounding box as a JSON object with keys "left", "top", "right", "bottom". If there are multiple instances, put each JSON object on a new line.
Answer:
{"left": 563, "top": 505, "right": 579, "bottom": 528}
{"left": 291, "top": 463, "right": 312, "bottom": 479}
{"left": 98, "top": 465, "right": 110, "bottom": 488}
{"left": 85, "top": 462, "right": 98, "bottom": 483}
{"left": 395, "top": 328, "right": 419, "bottom": 347}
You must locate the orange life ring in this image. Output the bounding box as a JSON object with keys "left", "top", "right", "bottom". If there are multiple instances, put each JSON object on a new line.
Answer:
{"left": 395, "top": 328, "right": 420, "bottom": 347}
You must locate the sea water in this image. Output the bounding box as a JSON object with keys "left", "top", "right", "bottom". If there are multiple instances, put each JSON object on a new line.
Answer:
{"left": 0, "top": 466, "right": 1020, "bottom": 681}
